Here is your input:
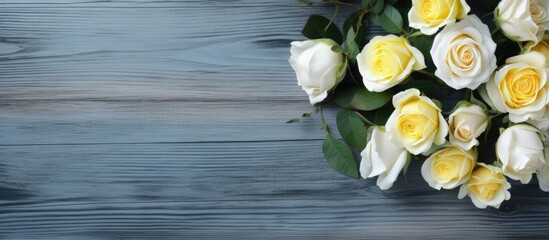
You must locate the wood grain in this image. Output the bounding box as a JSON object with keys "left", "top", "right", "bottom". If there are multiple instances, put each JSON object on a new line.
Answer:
{"left": 1, "top": 0, "right": 549, "bottom": 239}
{"left": 2, "top": 142, "right": 549, "bottom": 239}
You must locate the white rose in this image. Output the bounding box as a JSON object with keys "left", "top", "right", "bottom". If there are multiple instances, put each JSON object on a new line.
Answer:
{"left": 448, "top": 102, "right": 489, "bottom": 150}
{"left": 408, "top": 0, "right": 470, "bottom": 35}
{"left": 458, "top": 163, "right": 511, "bottom": 209}
{"left": 431, "top": 15, "right": 497, "bottom": 90}
{"left": 422, "top": 146, "right": 476, "bottom": 190}
{"left": 385, "top": 89, "right": 448, "bottom": 155}
{"left": 496, "top": 0, "right": 549, "bottom": 43}
{"left": 485, "top": 52, "right": 549, "bottom": 123}
{"left": 360, "top": 127, "right": 409, "bottom": 190}
{"left": 289, "top": 39, "right": 344, "bottom": 105}
{"left": 496, "top": 124, "right": 546, "bottom": 183}
{"left": 536, "top": 141, "right": 549, "bottom": 191}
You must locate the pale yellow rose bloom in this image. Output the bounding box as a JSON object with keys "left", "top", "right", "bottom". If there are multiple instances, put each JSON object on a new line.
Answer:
{"left": 458, "top": 163, "right": 511, "bottom": 209}
{"left": 356, "top": 35, "right": 426, "bottom": 92}
{"left": 385, "top": 89, "right": 448, "bottom": 155}
{"left": 422, "top": 146, "right": 477, "bottom": 190}
{"left": 485, "top": 51, "right": 549, "bottom": 123}
{"left": 408, "top": 0, "right": 470, "bottom": 35}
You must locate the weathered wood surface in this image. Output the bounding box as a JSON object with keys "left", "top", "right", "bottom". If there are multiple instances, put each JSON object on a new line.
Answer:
{"left": 1, "top": 0, "right": 549, "bottom": 239}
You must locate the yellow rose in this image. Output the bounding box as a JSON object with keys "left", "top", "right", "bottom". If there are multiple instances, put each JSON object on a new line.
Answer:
{"left": 386, "top": 89, "right": 448, "bottom": 155}
{"left": 408, "top": 0, "right": 471, "bottom": 35}
{"left": 356, "top": 35, "right": 426, "bottom": 92}
{"left": 458, "top": 163, "right": 511, "bottom": 209}
{"left": 422, "top": 146, "right": 476, "bottom": 190}
{"left": 485, "top": 52, "right": 549, "bottom": 123}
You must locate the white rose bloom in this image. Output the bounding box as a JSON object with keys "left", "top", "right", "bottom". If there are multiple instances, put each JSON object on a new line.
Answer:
{"left": 496, "top": 124, "right": 546, "bottom": 183}
{"left": 485, "top": 52, "right": 549, "bottom": 123}
{"left": 289, "top": 39, "right": 344, "bottom": 105}
{"left": 360, "top": 127, "right": 409, "bottom": 190}
{"left": 448, "top": 103, "right": 489, "bottom": 150}
{"left": 431, "top": 15, "right": 497, "bottom": 90}
{"left": 496, "top": 0, "right": 549, "bottom": 43}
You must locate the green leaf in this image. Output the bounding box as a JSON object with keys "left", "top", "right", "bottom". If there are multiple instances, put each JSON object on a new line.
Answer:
{"left": 348, "top": 42, "right": 360, "bottom": 65}
{"left": 410, "top": 35, "right": 434, "bottom": 64}
{"left": 286, "top": 118, "right": 301, "bottom": 124}
{"left": 337, "top": 110, "right": 369, "bottom": 151}
{"left": 343, "top": 10, "right": 368, "bottom": 45}
{"left": 331, "top": 44, "right": 343, "bottom": 53}
{"left": 371, "top": 4, "right": 402, "bottom": 34}
{"left": 431, "top": 99, "right": 443, "bottom": 110}
{"left": 342, "top": 29, "right": 361, "bottom": 65}
{"left": 288, "top": 109, "right": 317, "bottom": 123}
{"left": 363, "top": 0, "right": 384, "bottom": 14}
{"left": 323, "top": 134, "right": 359, "bottom": 179}
{"left": 301, "top": 15, "right": 343, "bottom": 44}
{"left": 362, "top": 0, "right": 373, "bottom": 7}
{"left": 334, "top": 86, "right": 392, "bottom": 111}
{"left": 372, "top": 0, "right": 385, "bottom": 14}
{"left": 302, "top": 112, "right": 313, "bottom": 118}
{"left": 344, "top": 27, "right": 355, "bottom": 45}
{"left": 362, "top": 103, "right": 395, "bottom": 125}
{"left": 396, "top": 79, "right": 437, "bottom": 95}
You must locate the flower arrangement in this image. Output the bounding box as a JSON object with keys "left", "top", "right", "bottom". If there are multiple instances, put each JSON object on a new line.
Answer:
{"left": 288, "top": 0, "right": 549, "bottom": 209}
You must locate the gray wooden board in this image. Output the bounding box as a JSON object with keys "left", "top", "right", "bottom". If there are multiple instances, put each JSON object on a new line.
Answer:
{"left": 1, "top": 0, "right": 549, "bottom": 239}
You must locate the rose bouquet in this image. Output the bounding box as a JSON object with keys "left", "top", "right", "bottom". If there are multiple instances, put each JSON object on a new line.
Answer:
{"left": 288, "top": 0, "right": 549, "bottom": 209}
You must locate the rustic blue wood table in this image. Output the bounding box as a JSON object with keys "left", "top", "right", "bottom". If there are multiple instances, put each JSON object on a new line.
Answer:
{"left": 1, "top": 0, "right": 549, "bottom": 239}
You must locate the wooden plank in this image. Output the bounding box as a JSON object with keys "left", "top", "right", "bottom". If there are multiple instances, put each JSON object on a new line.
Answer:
{"left": 1, "top": 141, "right": 549, "bottom": 239}
{"left": 0, "top": 6, "right": 313, "bottom": 101}
{"left": 0, "top": 99, "right": 327, "bottom": 144}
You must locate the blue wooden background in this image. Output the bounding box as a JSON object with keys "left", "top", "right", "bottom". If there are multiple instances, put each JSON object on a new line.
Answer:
{"left": 1, "top": 0, "right": 549, "bottom": 239}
